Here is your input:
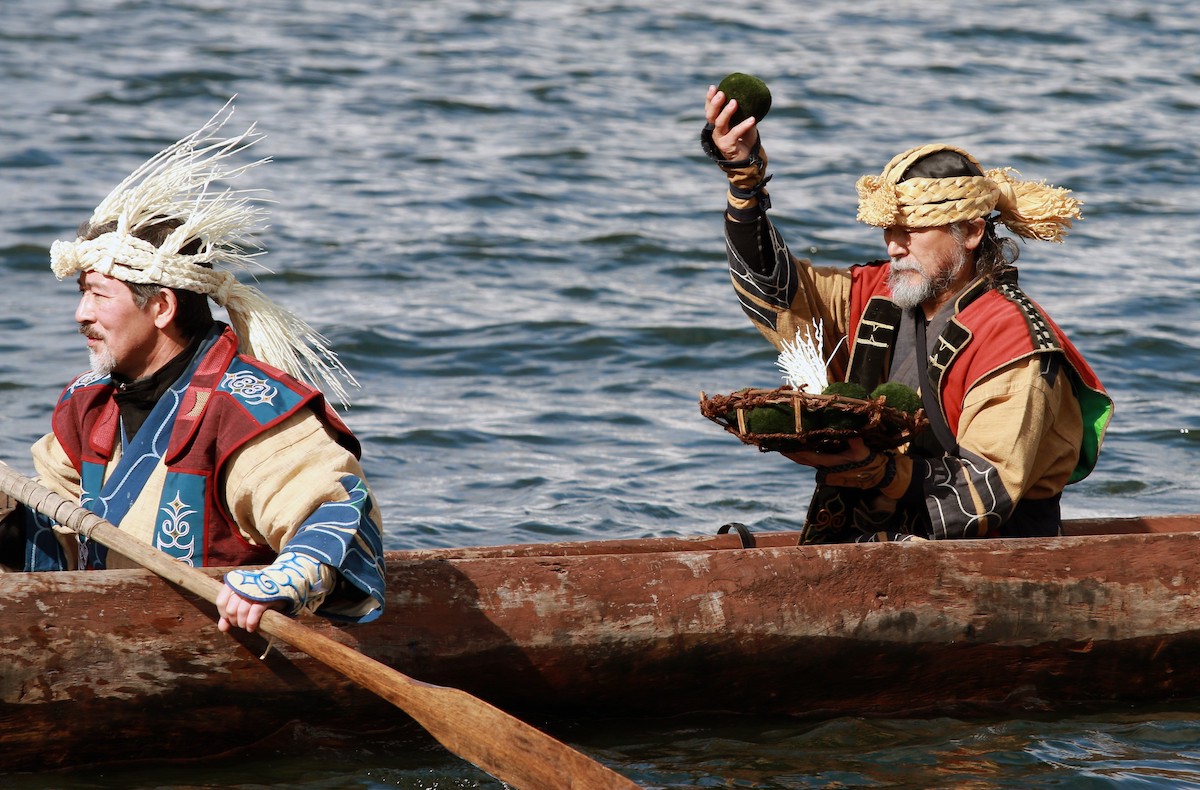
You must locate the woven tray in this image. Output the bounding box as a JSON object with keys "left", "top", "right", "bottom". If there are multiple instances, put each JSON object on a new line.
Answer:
{"left": 699, "top": 386, "right": 927, "bottom": 453}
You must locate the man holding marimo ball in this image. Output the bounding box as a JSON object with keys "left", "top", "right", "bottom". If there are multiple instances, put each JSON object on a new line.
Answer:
{"left": 700, "top": 73, "right": 1111, "bottom": 543}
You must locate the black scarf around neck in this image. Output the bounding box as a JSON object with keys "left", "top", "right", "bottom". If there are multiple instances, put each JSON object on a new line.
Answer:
{"left": 111, "top": 333, "right": 205, "bottom": 441}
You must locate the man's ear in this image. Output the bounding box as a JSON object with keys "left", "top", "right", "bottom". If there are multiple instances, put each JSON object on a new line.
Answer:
{"left": 963, "top": 217, "right": 987, "bottom": 251}
{"left": 150, "top": 287, "right": 179, "bottom": 330}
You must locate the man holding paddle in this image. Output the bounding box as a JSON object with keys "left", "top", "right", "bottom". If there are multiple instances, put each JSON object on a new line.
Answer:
{"left": 702, "top": 83, "right": 1112, "bottom": 543}
{"left": 0, "top": 105, "right": 385, "bottom": 633}
{"left": 0, "top": 106, "right": 645, "bottom": 790}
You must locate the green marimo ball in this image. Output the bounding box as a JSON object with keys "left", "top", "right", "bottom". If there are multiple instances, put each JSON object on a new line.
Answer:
{"left": 726, "top": 401, "right": 796, "bottom": 434}
{"left": 744, "top": 402, "right": 795, "bottom": 434}
{"left": 820, "top": 382, "right": 870, "bottom": 401}
{"left": 870, "top": 382, "right": 922, "bottom": 416}
{"left": 717, "top": 72, "right": 772, "bottom": 127}
{"left": 806, "top": 382, "right": 870, "bottom": 431}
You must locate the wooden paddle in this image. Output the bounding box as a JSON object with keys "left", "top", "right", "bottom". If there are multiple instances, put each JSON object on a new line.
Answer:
{"left": 0, "top": 464, "right": 640, "bottom": 789}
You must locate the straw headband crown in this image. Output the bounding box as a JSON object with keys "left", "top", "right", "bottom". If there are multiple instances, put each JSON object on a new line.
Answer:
{"left": 49, "top": 102, "right": 356, "bottom": 407}
{"left": 854, "top": 143, "right": 1083, "bottom": 242}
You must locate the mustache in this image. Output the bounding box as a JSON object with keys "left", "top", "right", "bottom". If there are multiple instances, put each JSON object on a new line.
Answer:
{"left": 78, "top": 324, "right": 102, "bottom": 340}
{"left": 889, "top": 259, "right": 924, "bottom": 273}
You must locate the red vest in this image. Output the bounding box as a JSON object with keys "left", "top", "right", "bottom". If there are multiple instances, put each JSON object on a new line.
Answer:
{"left": 52, "top": 326, "right": 360, "bottom": 567}
{"left": 847, "top": 261, "right": 1110, "bottom": 481}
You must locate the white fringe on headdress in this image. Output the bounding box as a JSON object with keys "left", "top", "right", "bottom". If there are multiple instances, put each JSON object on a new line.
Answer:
{"left": 48, "top": 100, "right": 356, "bottom": 407}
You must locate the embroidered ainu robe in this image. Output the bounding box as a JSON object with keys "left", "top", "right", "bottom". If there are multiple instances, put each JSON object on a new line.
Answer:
{"left": 19, "top": 323, "right": 385, "bottom": 623}
{"left": 725, "top": 215, "right": 1112, "bottom": 541}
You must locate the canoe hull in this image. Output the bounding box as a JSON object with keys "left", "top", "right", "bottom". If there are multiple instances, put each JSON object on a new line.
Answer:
{"left": 4, "top": 517, "right": 1200, "bottom": 771}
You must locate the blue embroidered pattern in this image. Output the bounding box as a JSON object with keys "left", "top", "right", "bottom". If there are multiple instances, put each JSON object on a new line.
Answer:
{"left": 60, "top": 370, "right": 111, "bottom": 403}
{"left": 154, "top": 473, "right": 207, "bottom": 565}
{"left": 20, "top": 509, "right": 69, "bottom": 572}
{"left": 283, "top": 474, "right": 386, "bottom": 622}
{"left": 219, "top": 360, "right": 304, "bottom": 424}
{"left": 77, "top": 380, "right": 192, "bottom": 569}
{"left": 75, "top": 329, "right": 221, "bottom": 569}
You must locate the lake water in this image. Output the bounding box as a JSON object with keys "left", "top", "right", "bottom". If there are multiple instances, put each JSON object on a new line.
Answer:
{"left": 2, "top": 0, "right": 1200, "bottom": 787}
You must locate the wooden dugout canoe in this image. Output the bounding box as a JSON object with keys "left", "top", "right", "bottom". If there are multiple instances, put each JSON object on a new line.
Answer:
{"left": 3, "top": 513, "right": 1200, "bottom": 771}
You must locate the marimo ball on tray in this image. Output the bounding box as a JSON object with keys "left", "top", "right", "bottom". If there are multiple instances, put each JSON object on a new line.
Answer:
{"left": 870, "top": 382, "right": 922, "bottom": 416}
{"left": 820, "top": 382, "right": 870, "bottom": 400}
{"left": 717, "top": 72, "right": 772, "bottom": 127}
{"left": 814, "top": 382, "right": 869, "bottom": 430}
{"left": 743, "top": 402, "right": 794, "bottom": 434}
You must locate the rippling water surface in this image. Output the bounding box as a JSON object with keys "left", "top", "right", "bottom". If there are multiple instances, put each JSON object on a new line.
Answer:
{"left": 3, "top": 0, "right": 1200, "bottom": 786}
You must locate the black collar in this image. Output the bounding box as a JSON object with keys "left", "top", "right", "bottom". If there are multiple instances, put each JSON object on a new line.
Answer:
{"left": 113, "top": 332, "right": 207, "bottom": 440}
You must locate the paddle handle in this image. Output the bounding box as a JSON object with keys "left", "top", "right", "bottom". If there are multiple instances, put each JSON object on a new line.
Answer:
{"left": 0, "top": 463, "right": 225, "bottom": 598}
{"left": 0, "top": 463, "right": 640, "bottom": 789}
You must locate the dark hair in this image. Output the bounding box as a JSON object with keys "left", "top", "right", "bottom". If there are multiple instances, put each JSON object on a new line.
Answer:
{"left": 902, "top": 150, "right": 1020, "bottom": 279}
{"left": 78, "top": 217, "right": 215, "bottom": 338}
{"left": 975, "top": 216, "right": 1020, "bottom": 277}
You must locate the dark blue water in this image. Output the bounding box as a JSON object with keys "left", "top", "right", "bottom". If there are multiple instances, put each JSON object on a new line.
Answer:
{"left": 2, "top": 0, "right": 1200, "bottom": 786}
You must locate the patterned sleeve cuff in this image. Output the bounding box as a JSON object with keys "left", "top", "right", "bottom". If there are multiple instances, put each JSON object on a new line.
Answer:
{"left": 223, "top": 550, "right": 335, "bottom": 616}
{"left": 723, "top": 146, "right": 770, "bottom": 188}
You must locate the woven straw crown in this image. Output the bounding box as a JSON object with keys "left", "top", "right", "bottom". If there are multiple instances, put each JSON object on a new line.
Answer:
{"left": 49, "top": 102, "right": 356, "bottom": 407}
{"left": 855, "top": 143, "right": 1083, "bottom": 242}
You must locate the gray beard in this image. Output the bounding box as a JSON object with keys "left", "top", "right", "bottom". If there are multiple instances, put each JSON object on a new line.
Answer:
{"left": 88, "top": 348, "right": 116, "bottom": 377}
{"left": 887, "top": 248, "right": 969, "bottom": 310}
{"left": 888, "top": 265, "right": 934, "bottom": 309}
